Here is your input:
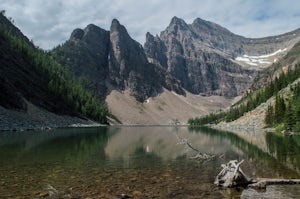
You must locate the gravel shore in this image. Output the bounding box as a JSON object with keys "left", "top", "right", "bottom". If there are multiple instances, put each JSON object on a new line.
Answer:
{"left": 0, "top": 102, "right": 102, "bottom": 132}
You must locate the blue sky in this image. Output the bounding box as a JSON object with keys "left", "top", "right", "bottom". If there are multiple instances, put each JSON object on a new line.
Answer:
{"left": 2, "top": 0, "right": 300, "bottom": 49}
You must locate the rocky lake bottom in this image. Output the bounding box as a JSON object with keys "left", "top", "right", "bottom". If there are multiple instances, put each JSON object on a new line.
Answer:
{"left": 1, "top": 126, "right": 300, "bottom": 198}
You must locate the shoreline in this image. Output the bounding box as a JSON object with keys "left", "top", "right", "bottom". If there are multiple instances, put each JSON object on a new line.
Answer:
{"left": 208, "top": 123, "right": 267, "bottom": 134}
{"left": 0, "top": 121, "right": 105, "bottom": 132}
{"left": 0, "top": 123, "right": 191, "bottom": 132}
{"left": 0, "top": 105, "right": 104, "bottom": 132}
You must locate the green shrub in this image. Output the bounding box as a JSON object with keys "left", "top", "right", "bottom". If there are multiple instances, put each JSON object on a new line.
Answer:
{"left": 293, "top": 122, "right": 300, "bottom": 132}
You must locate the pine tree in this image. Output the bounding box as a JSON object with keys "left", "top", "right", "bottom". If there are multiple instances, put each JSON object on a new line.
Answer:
{"left": 285, "top": 103, "right": 295, "bottom": 131}
{"left": 293, "top": 99, "right": 300, "bottom": 124}
{"left": 265, "top": 104, "right": 274, "bottom": 126}
{"left": 274, "top": 95, "right": 286, "bottom": 124}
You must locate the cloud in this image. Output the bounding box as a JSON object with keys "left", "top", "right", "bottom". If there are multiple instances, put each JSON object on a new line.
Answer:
{"left": 1, "top": 0, "right": 300, "bottom": 49}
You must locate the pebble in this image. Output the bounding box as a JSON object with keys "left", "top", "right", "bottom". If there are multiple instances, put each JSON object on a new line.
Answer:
{"left": 38, "top": 192, "right": 49, "bottom": 197}
{"left": 132, "top": 190, "right": 142, "bottom": 198}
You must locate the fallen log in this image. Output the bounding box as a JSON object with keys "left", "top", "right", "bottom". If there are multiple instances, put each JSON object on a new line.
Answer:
{"left": 248, "top": 178, "right": 300, "bottom": 189}
{"left": 215, "top": 160, "right": 300, "bottom": 189}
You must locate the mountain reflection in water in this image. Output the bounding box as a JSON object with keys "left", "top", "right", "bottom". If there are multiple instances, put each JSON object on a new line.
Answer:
{"left": 0, "top": 126, "right": 300, "bottom": 198}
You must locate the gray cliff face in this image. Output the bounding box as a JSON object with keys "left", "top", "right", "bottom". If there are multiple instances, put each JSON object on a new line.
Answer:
{"left": 53, "top": 19, "right": 184, "bottom": 102}
{"left": 53, "top": 16, "right": 300, "bottom": 101}
{"left": 191, "top": 18, "right": 244, "bottom": 56}
{"left": 108, "top": 19, "right": 163, "bottom": 101}
{"left": 144, "top": 16, "right": 254, "bottom": 97}
{"left": 144, "top": 16, "right": 300, "bottom": 97}
{"left": 190, "top": 17, "right": 300, "bottom": 56}
{"left": 144, "top": 32, "right": 168, "bottom": 69}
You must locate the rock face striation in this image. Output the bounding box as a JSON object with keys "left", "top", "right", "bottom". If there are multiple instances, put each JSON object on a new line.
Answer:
{"left": 52, "top": 19, "right": 184, "bottom": 102}
{"left": 53, "top": 16, "right": 300, "bottom": 101}
{"left": 144, "top": 17, "right": 253, "bottom": 97}
{"left": 108, "top": 19, "right": 162, "bottom": 101}
{"left": 144, "top": 17, "right": 300, "bottom": 97}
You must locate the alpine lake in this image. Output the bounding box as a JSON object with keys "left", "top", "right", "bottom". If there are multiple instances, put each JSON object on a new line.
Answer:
{"left": 1, "top": 126, "right": 300, "bottom": 199}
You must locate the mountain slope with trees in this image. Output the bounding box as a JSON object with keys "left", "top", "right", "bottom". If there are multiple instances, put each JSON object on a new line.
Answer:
{"left": 189, "top": 40, "right": 300, "bottom": 132}
{"left": 0, "top": 12, "right": 108, "bottom": 130}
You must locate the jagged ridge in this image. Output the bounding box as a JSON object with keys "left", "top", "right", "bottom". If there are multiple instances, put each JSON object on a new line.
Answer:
{"left": 53, "top": 16, "right": 300, "bottom": 103}
{"left": 144, "top": 16, "right": 300, "bottom": 97}
{"left": 52, "top": 19, "right": 185, "bottom": 102}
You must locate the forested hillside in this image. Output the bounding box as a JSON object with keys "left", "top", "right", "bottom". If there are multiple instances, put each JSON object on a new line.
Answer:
{"left": 0, "top": 12, "right": 108, "bottom": 124}
{"left": 189, "top": 42, "right": 300, "bottom": 132}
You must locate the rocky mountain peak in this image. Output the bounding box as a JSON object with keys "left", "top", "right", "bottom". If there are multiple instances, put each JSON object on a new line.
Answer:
{"left": 165, "top": 16, "right": 190, "bottom": 34}
{"left": 53, "top": 23, "right": 110, "bottom": 99}
{"left": 107, "top": 19, "right": 165, "bottom": 101}
{"left": 190, "top": 17, "right": 242, "bottom": 54}
{"left": 82, "top": 24, "right": 109, "bottom": 46}
{"left": 170, "top": 16, "right": 186, "bottom": 26}
{"left": 146, "top": 32, "right": 162, "bottom": 45}
{"left": 111, "top": 18, "right": 120, "bottom": 26}
{"left": 109, "top": 19, "right": 145, "bottom": 64}
{"left": 192, "top": 17, "right": 225, "bottom": 31}
{"left": 110, "top": 18, "right": 127, "bottom": 33}
{"left": 109, "top": 19, "right": 134, "bottom": 53}
{"left": 54, "top": 16, "right": 300, "bottom": 103}
{"left": 85, "top": 23, "right": 101, "bottom": 31}
{"left": 70, "top": 24, "right": 108, "bottom": 44}
{"left": 145, "top": 17, "right": 256, "bottom": 97}
{"left": 70, "top": 28, "right": 84, "bottom": 40}
{"left": 144, "top": 32, "right": 168, "bottom": 68}
{"left": 146, "top": 32, "right": 154, "bottom": 41}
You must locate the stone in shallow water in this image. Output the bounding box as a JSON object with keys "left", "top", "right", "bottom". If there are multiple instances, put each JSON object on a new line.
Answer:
{"left": 132, "top": 190, "right": 142, "bottom": 198}
{"left": 121, "top": 193, "right": 131, "bottom": 199}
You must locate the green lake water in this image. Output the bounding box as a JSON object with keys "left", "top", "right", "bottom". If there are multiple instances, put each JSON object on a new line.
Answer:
{"left": 1, "top": 126, "right": 300, "bottom": 198}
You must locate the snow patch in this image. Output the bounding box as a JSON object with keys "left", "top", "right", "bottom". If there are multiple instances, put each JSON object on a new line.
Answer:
{"left": 235, "top": 48, "right": 287, "bottom": 66}
{"left": 243, "top": 48, "right": 287, "bottom": 59}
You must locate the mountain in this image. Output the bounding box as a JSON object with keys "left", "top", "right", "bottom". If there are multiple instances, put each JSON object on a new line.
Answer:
{"left": 108, "top": 19, "right": 165, "bottom": 101}
{"left": 51, "top": 24, "right": 110, "bottom": 99}
{"left": 251, "top": 41, "right": 300, "bottom": 91}
{"left": 144, "top": 16, "right": 300, "bottom": 97}
{"left": 52, "top": 19, "right": 184, "bottom": 102}
{"left": 189, "top": 39, "right": 300, "bottom": 132}
{"left": 0, "top": 13, "right": 108, "bottom": 130}
{"left": 52, "top": 16, "right": 300, "bottom": 124}
{"left": 0, "top": 13, "right": 64, "bottom": 113}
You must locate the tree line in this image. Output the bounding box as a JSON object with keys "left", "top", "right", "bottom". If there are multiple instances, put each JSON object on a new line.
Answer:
{"left": 188, "top": 62, "right": 300, "bottom": 131}
{"left": 265, "top": 82, "right": 300, "bottom": 132}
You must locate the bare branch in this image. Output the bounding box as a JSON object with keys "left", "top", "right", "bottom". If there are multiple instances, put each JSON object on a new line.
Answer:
{"left": 175, "top": 132, "right": 223, "bottom": 161}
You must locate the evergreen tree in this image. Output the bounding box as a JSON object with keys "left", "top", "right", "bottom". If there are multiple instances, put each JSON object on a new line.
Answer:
{"left": 265, "top": 104, "right": 274, "bottom": 126}
{"left": 293, "top": 99, "right": 300, "bottom": 124}
{"left": 285, "top": 103, "right": 294, "bottom": 131}
{"left": 274, "top": 95, "right": 286, "bottom": 124}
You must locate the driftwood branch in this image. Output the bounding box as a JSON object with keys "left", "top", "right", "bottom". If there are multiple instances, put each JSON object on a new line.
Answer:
{"left": 175, "top": 133, "right": 223, "bottom": 161}
{"left": 215, "top": 160, "right": 300, "bottom": 189}
{"left": 214, "top": 159, "right": 250, "bottom": 188}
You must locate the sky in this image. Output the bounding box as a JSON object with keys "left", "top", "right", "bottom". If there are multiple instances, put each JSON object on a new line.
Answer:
{"left": 2, "top": 0, "right": 300, "bottom": 50}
